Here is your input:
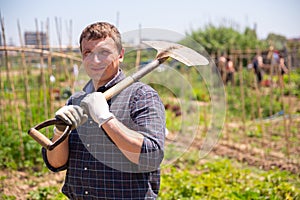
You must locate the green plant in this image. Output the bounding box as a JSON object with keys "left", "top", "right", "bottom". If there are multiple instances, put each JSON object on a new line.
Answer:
{"left": 159, "top": 157, "right": 300, "bottom": 199}
{"left": 28, "top": 186, "right": 63, "bottom": 200}
{"left": 0, "top": 195, "right": 16, "bottom": 200}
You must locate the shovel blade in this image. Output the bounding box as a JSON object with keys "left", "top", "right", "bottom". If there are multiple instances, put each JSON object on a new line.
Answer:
{"left": 143, "top": 40, "right": 209, "bottom": 66}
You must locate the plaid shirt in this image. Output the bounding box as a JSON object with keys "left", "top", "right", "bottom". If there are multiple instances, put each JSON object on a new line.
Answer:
{"left": 42, "top": 70, "right": 166, "bottom": 199}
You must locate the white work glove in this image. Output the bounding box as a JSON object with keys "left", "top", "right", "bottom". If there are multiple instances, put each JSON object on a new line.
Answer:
{"left": 80, "top": 92, "right": 114, "bottom": 127}
{"left": 55, "top": 105, "right": 88, "bottom": 132}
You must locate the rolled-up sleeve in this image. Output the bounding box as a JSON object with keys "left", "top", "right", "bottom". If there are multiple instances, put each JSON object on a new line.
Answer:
{"left": 130, "top": 85, "right": 166, "bottom": 171}
{"left": 41, "top": 98, "right": 73, "bottom": 173}
{"left": 41, "top": 147, "right": 68, "bottom": 172}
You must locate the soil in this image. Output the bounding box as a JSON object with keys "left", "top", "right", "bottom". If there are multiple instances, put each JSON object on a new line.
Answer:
{"left": 0, "top": 170, "right": 65, "bottom": 199}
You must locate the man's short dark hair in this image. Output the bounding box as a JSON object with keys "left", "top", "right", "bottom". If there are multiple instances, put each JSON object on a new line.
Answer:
{"left": 79, "top": 22, "right": 122, "bottom": 53}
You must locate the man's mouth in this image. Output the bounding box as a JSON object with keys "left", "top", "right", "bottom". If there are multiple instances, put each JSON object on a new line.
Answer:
{"left": 90, "top": 66, "right": 106, "bottom": 71}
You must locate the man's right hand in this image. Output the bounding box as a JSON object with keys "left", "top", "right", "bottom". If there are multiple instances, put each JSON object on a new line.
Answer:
{"left": 55, "top": 105, "right": 88, "bottom": 132}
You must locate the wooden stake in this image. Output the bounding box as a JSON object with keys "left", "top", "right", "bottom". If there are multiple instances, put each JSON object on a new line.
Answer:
{"left": 1, "top": 15, "right": 25, "bottom": 161}
{"left": 46, "top": 18, "right": 54, "bottom": 115}
{"left": 66, "top": 19, "right": 74, "bottom": 92}
{"left": 238, "top": 56, "right": 246, "bottom": 132}
{"left": 287, "top": 55, "right": 293, "bottom": 137}
{"left": 269, "top": 52, "right": 274, "bottom": 117}
{"left": 35, "top": 19, "right": 49, "bottom": 121}
{"left": 17, "top": 20, "right": 32, "bottom": 126}
{"left": 278, "top": 58, "right": 290, "bottom": 159}
{"left": 55, "top": 17, "right": 69, "bottom": 81}
{"left": 135, "top": 24, "right": 142, "bottom": 70}
{"left": 254, "top": 63, "right": 264, "bottom": 154}
{"left": 247, "top": 51, "right": 255, "bottom": 120}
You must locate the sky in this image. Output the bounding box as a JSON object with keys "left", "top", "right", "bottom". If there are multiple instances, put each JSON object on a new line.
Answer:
{"left": 1, "top": 0, "right": 300, "bottom": 46}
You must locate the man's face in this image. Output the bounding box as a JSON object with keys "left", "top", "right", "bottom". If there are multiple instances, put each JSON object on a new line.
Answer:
{"left": 81, "top": 37, "right": 124, "bottom": 87}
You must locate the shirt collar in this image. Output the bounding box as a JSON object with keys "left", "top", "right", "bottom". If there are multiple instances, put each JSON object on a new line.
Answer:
{"left": 83, "top": 69, "right": 126, "bottom": 93}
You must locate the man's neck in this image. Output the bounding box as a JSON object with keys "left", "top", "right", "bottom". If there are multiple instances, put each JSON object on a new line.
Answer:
{"left": 93, "top": 80, "right": 107, "bottom": 91}
{"left": 93, "top": 70, "right": 121, "bottom": 91}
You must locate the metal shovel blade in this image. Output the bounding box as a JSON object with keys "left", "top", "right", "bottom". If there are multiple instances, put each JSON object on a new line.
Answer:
{"left": 143, "top": 40, "right": 209, "bottom": 66}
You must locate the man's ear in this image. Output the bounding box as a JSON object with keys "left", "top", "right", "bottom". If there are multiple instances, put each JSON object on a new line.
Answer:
{"left": 119, "top": 48, "right": 125, "bottom": 62}
{"left": 118, "top": 48, "right": 125, "bottom": 62}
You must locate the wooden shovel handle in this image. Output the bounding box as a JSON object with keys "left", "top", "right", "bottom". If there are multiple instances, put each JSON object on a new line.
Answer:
{"left": 28, "top": 118, "right": 71, "bottom": 151}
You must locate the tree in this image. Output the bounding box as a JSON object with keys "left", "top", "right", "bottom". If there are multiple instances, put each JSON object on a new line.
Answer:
{"left": 266, "top": 33, "right": 287, "bottom": 50}
{"left": 181, "top": 24, "right": 268, "bottom": 55}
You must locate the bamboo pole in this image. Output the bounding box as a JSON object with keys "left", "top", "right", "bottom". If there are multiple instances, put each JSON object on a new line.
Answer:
{"left": 238, "top": 56, "right": 246, "bottom": 132}
{"left": 256, "top": 78, "right": 264, "bottom": 148}
{"left": 35, "top": 19, "right": 48, "bottom": 121}
{"left": 1, "top": 15, "right": 25, "bottom": 161}
{"left": 66, "top": 19, "right": 74, "bottom": 92}
{"left": 278, "top": 62, "right": 290, "bottom": 159}
{"left": 17, "top": 20, "right": 32, "bottom": 126}
{"left": 269, "top": 51, "right": 274, "bottom": 117}
{"left": 46, "top": 18, "right": 54, "bottom": 116}
{"left": 55, "top": 17, "right": 69, "bottom": 81}
{"left": 266, "top": 49, "right": 274, "bottom": 146}
{"left": 0, "top": 46, "right": 81, "bottom": 61}
{"left": 224, "top": 82, "right": 230, "bottom": 140}
{"left": 135, "top": 24, "right": 142, "bottom": 70}
{"left": 287, "top": 55, "right": 293, "bottom": 137}
{"left": 253, "top": 57, "right": 265, "bottom": 154}
{"left": 247, "top": 50, "right": 255, "bottom": 120}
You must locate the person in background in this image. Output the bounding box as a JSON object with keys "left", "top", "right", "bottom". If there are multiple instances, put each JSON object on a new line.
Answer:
{"left": 42, "top": 21, "right": 166, "bottom": 199}
{"left": 225, "top": 57, "right": 235, "bottom": 85}
{"left": 218, "top": 53, "right": 227, "bottom": 83}
{"left": 252, "top": 55, "right": 264, "bottom": 86}
{"left": 278, "top": 56, "right": 288, "bottom": 87}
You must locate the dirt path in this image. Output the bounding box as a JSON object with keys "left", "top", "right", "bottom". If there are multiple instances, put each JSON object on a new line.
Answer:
{"left": 0, "top": 169, "right": 65, "bottom": 199}
{"left": 211, "top": 140, "right": 300, "bottom": 174}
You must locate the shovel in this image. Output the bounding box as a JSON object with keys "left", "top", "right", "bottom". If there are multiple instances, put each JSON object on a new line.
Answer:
{"left": 28, "top": 40, "right": 209, "bottom": 150}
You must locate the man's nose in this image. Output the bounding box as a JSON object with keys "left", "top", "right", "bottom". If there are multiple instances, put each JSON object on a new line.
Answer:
{"left": 92, "top": 53, "right": 102, "bottom": 63}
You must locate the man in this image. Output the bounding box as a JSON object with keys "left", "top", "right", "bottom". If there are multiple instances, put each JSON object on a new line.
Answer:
{"left": 42, "top": 22, "right": 166, "bottom": 199}
{"left": 253, "top": 55, "right": 264, "bottom": 85}
{"left": 225, "top": 57, "right": 235, "bottom": 85}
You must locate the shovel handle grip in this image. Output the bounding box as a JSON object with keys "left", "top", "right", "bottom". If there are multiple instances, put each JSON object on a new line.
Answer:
{"left": 28, "top": 118, "right": 71, "bottom": 151}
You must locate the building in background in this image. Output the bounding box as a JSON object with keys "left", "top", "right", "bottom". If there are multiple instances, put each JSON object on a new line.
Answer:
{"left": 24, "top": 31, "right": 47, "bottom": 48}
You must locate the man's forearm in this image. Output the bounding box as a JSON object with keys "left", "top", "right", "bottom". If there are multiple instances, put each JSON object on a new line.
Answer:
{"left": 46, "top": 129, "right": 69, "bottom": 168}
{"left": 102, "top": 118, "right": 144, "bottom": 164}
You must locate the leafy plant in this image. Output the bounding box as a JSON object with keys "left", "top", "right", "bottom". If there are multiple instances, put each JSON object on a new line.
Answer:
{"left": 28, "top": 186, "right": 66, "bottom": 200}
{"left": 159, "top": 157, "right": 300, "bottom": 199}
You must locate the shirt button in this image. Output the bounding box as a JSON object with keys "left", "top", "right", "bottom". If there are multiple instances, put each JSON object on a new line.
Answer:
{"left": 87, "top": 144, "right": 90, "bottom": 147}
{"left": 89, "top": 121, "right": 93, "bottom": 124}
{"left": 85, "top": 191, "right": 88, "bottom": 195}
{"left": 84, "top": 167, "right": 87, "bottom": 170}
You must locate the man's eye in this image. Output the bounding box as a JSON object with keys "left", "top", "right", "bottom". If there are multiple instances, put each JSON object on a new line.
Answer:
{"left": 83, "top": 51, "right": 91, "bottom": 57}
{"left": 93, "top": 50, "right": 111, "bottom": 57}
{"left": 101, "top": 50, "right": 111, "bottom": 55}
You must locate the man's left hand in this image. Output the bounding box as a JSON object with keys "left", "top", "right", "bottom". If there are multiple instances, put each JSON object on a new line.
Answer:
{"left": 80, "top": 92, "right": 114, "bottom": 126}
